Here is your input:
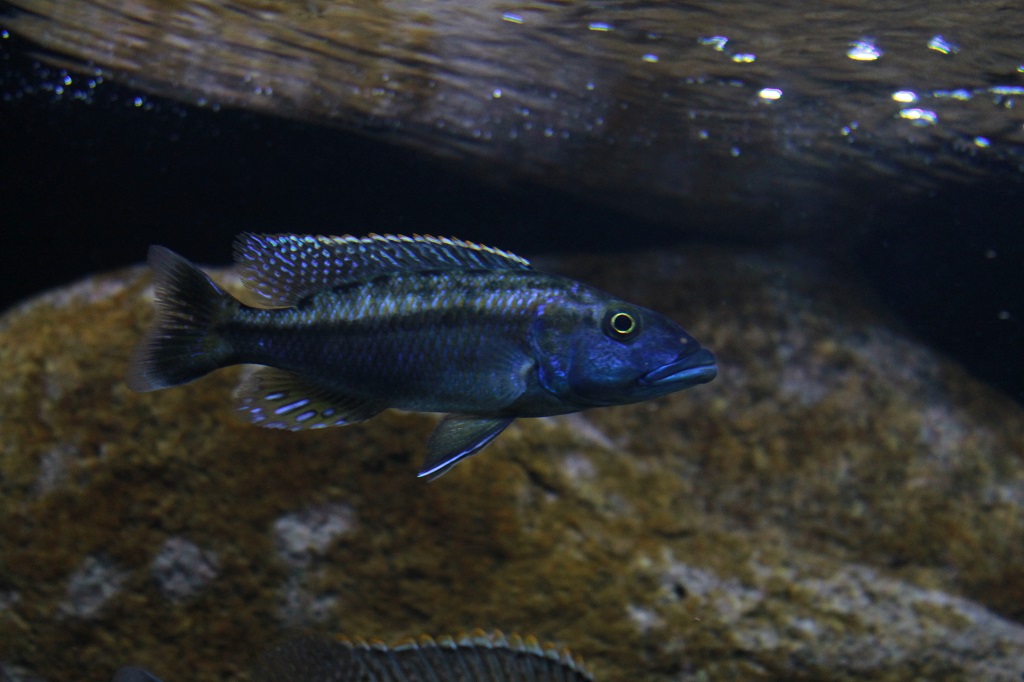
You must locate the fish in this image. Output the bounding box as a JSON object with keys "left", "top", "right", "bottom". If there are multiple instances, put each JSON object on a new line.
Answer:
{"left": 126, "top": 233, "right": 717, "bottom": 478}
{"left": 111, "top": 630, "right": 594, "bottom": 682}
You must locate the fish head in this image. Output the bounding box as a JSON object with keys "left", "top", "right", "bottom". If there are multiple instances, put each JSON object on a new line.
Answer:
{"left": 532, "top": 295, "right": 717, "bottom": 408}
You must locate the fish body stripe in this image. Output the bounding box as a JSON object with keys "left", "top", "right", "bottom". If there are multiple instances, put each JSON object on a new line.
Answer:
{"left": 233, "top": 271, "right": 574, "bottom": 333}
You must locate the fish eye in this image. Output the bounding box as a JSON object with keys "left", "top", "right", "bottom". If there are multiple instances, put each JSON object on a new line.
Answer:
{"left": 603, "top": 309, "right": 640, "bottom": 340}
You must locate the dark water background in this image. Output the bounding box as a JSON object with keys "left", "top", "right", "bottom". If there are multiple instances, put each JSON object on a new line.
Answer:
{"left": 1, "top": 32, "right": 1021, "bottom": 404}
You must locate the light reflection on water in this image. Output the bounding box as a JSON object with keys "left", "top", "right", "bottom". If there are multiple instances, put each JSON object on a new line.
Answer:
{"left": 847, "top": 39, "right": 882, "bottom": 61}
{"left": 927, "top": 34, "right": 959, "bottom": 54}
{"left": 898, "top": 108, "right": 938, "bottom": 126}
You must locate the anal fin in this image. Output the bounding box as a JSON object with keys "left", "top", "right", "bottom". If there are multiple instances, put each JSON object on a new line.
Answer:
{"left": 234, "top": 367, "right": 385, "bottom": 431}
{"left": 420, "top": 415, "right": 514, "bottom": 480}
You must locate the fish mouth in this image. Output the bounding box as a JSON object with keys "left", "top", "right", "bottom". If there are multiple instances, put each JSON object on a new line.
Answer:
{"left": 641, "top": 348, "right": 718, "bottom": 387}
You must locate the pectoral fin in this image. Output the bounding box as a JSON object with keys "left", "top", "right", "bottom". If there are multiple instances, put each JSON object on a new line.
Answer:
{"left": 419, "top": 415, "right": 514, "bottom": 480}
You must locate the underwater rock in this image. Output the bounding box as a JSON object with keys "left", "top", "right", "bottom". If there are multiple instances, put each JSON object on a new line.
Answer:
{"left": 1, "top": 246, "right": 1024, "bottom": 681}
{"left": 149, "top": 537, "right": 220, "bottom": 603}
{"left": 2, "top": 0, "right": 1023, "bottom": 234}
{"left": 272, "top": 503, "right": 357, "bottom": 569}
{"left": 272, "top": 502, "right": 357, "bottom": 626}
{"left": 57, "top": 555, "right": 129, "bottom": 620}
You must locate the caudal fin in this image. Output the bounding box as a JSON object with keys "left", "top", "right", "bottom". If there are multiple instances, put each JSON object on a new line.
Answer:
{"left": 126, "top": 246, "right": 235, "bottom": 392}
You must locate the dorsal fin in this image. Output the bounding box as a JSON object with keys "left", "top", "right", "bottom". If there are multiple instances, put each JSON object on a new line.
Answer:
{"left": 342, "top": 631, "right": 593, "bottom": 682}
{"left": 253, "top": 630, "right": 593, "bottom": 682}
{"left": 235, "top": 233, "right": 532, "bottom": 307}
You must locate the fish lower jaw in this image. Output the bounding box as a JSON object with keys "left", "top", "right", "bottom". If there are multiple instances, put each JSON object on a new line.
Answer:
{"left": 640, "top": 348, "right": 718, "bottom": 387}
{"left": 643, "top": 364, "right": 718, "bottom": 388}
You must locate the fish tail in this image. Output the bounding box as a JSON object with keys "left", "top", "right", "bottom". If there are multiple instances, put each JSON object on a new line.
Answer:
{"left": 126, "top": 245, "right": 236, "bottom": 392}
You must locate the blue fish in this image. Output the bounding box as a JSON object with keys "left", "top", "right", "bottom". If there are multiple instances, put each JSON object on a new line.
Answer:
{"left": 127, "top": 234, "right": 716, "bottom": 478}
{"left": 112, "top": 630, "right": 593, "bottom": 682}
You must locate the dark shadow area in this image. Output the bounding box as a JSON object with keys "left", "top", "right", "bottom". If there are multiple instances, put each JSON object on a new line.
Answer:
{"left": 0, "top": 84, "right": 674, "bottom": 300}
{"left": 856, "top": 187, "right": 1024, "bottom": 404}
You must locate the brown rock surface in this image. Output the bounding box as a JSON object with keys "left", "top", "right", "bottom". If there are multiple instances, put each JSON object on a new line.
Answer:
{"left": 1, "top": 246, "right": 1023, "bottom": 681}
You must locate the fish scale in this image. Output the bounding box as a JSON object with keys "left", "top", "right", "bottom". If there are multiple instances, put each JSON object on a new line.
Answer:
{"left": 127, "top": 233, "right": 716, "bottom": 478}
